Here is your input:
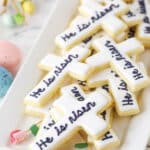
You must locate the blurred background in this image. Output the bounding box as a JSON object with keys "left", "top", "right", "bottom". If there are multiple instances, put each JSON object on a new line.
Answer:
{"left": 0, "top": 0, "right": 55, "bottom": 56}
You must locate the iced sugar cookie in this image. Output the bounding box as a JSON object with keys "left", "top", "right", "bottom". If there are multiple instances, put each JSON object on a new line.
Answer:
{"left": 39, "top": 37, "right": 144, "bottom": 81}
{"left": 55, "top": 0, "right": 129, "bottom": 49}
{"left": 122, "top": 0, "right": 150, "bottom": 47}
{"left": 39, "top": 54, "right": 92, "bottom": 81}
{"left": 30, "top": 84, "right": 112, "bottom": 150}
{"left": 25, "top": 83, "right": 87, "bottom": 118}
{"left": 70, "top": 15, "right": 127, "bottom": 43}
{"left": 79, "top": 0, "right": 104, "bottom": 16}
{"left": 0, "top": 40, "right": 22, "bottom": 75}
{"left": 88, "top": 129, "right": 120, "bottom": 150}
{"left": 128, "top": 0, "right": 150, "bottom": 47}
{"left": 37, "top": 86, "right": 96, "bottom": 135}
{"left": 69, "top": 16, "right": 105, "bottom": 49}
{"left": 38, "top": 54, "right": 63, "bottom": 72}
{"left": 37, "top": 108, "right": 62, "bottom": 136}
{"left": 86, "top": 37, "right": 144, "bottom": 71}
{"left": 134, "top": 0, "right": 150, "bottom": 47}
{"left": 55, "top": 84, "right": 113, "bottom": 116}
{"left": 24, "top": 45, "right": 91, "bottom": 106}
{"left": 88, "top": 68, "right": 139, "bottom": 116}
{"left": 79, "top": 0, "right": 141, "bottom": 28}
{"left": 25, "top": 103, "right": 51, "bottom": 118}
{"left": 24, "top": 77, "right": 75, "bottom": 118}
{"left": 88, "top": 104, "right": 119, "bottom": 150}
{"left": 86, "top": 36, "right": 149, "bottom": 92}
{"left": 88, "top": 102, "right": 119, "bottom": 150}
{"left": 96, "top": 0, "right": 144, "bottom": 27}
{"left": 38, "top": 84, "right": 111, "bottom": 135}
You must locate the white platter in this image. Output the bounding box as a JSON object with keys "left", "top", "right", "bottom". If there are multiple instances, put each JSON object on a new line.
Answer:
{"left": 0, "top": 0, "right": 150, "bottom": 150}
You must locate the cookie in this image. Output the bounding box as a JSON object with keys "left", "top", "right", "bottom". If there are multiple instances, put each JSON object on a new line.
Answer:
{"left": 88, "top": 68, "right": 139, "bottom": 116}
{"left": 79, "top": 0, "right": 133, "bottom": 29}
{"left": 55, "top": 0, "right": 129, "bottom": 49}
{"left": 30, "top": 84, "right": 112, "bottom": 150}
{"left": 88, "top": 129, "right": 120, "bottom": 150}
{"left": 86, "top": 36, "right": 149, "bottom": 92}
{"left": 39, "top": 54, "right": 92, "bottom": 81}
{"left": 70, "top": 15, "right": 127, "bottom": 43}
{"left": 88, "top": 105, "right": 119, "bottom": 150}
{"left": 122, "top": 0, "right": 150, "bottom": 47}
{"left": 25, "top": 103, "right": 51, "bottom": 118}
{"left": 79, "top": 0, "right": 128, "bottom": 36}
{"left": 122, "top": 10, "right": 142, "bottom": 27}
{"left": 134, "top": 0, "right": 150, "bottom": 47}
{"left": 24, "top": 78, "right": 74, "bottom": 118}
{"left": 24, "top": 45, "right": 91, "bottom": 106}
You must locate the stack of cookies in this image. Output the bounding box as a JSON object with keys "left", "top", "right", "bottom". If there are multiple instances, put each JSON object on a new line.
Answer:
{"left": 23, "top": 0, "right": 150, "bottom": 149}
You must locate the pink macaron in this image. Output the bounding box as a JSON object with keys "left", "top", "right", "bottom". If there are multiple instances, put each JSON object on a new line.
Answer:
{"left": 0, "top": 41, "right": 22, "bottom": 75}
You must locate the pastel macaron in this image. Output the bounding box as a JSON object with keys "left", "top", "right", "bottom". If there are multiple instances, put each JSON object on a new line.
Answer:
{"left": 0, "top": 67, "right": 13, "bottom": 98}
{"left": 0, "top": 41, "right": 22, "bottom": 75}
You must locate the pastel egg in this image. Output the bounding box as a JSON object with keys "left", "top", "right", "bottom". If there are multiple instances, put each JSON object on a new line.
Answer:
{"left": 0, "top": 67, "right": 13, "bottom": 97}
{"left": 13, "top": 13, "right": 25, "bottom": 25}
{"left": 0, "top": 41, "right": 22, "bottom": 75}
{"left": 22, "top": 1, "right": 35, "bottom": 14}
{"left": 2, "top": 14, "right": 16, "bottom": 27}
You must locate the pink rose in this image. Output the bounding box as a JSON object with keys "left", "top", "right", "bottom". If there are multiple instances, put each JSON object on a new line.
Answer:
{"left": 9, "top": 129, "right": 27, "bottom": 144}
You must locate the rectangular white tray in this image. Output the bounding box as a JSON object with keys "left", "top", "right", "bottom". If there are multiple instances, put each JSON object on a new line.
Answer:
{"left": 0, "top": 0, "right": 150, "bottom": 149}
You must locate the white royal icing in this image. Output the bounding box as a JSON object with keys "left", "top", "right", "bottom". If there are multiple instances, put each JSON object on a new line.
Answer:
{"left": 79, "top": 0, "right": 104, "bottom": 17}
{"left": 30, "top": 84, "right": 112, "bottom": 150}
{"left": 97, "top": 0, "right": 143, "bottom": 26}
{"left": 24, "top": 45, "right": 90, "bottom": 106}
{"left": 38, "top": 54, "right": 63, "bottom": 72}
{"left": 70, "top": 16, "right": 103, "bottom": 48}
{"left": 39, "top": 55, "right": 93, "bottom": 81}
{"left": 121, "top": 10, "right": 142, "bottom": 27}
{"left": 70, "top": 15, "right": 128, "bottom": 43}
{"left": 116, "top": 37, "right": 144, "bottom": 56}
{"left": 55, "top": 0, "right": 129, "bottom": 49}
{"left": 37, "top": 107, "right": 63, "bottom": 136}
{"left": 86, "top": 37, "right": 144, "bottom": 70}
{"left": 89, "top": 129, "right": 120, "bottom": 150}
{"left": 88, "top": 68, "right": 139, "bottom": 116}
{"left": 88, "top": 107, "right": 119, "bottom": 150}
{"left": 25, "top": 104, "right": 51, "bottom": 118}
{"left": 86, "top": 36, "right": 149, "bottom": 92}
{"left": 38, "top": 84, "right": 109, "bottom": 135}
{"left": 125, "top": 0, "right": 150, "bottom": 47}
{"left": 79, "top": 0, "right": 128, "bottom": 39}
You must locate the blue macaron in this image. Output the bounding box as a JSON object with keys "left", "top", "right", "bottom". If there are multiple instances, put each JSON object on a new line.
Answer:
{"left": 0, "top": 67, "right": 13, "bottom": 98}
